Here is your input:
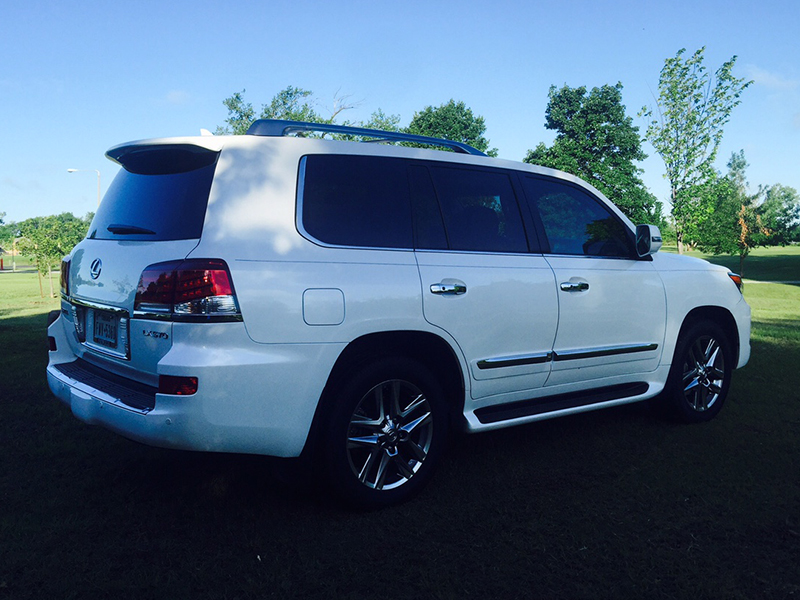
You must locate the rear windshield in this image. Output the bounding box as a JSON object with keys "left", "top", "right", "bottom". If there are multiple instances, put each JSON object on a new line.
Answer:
{"left": 88, "top": 145, "right": 218, "bottom": 241}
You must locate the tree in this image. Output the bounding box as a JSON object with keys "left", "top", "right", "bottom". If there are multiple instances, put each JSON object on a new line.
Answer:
{"left": 759, "top": 184, "right": 800, "bottom": 244}
{"left": 17, "top": 213, "right": 89, "bottom": 297}
{"left": 216, "top": 86, "right": 359, "bottom": 135}
{"left": 362, "top": 108, "right": 401, "bottom": 132}
{"left": 0, "top": 212, "right": 15, "bottom": 249}
{"left": 641, "top": 47, "right": 752, "bottom": 253}
{"left": 261, "top": 85, "right": 323, "bottom": 123}
{"left": 405, "top": 99, "right": 498, "bottom": 156}
{"left": 0, "top": 214, "right": 16, "bottom": 271}
{"left": 525, "top": 83, "right": 663, "bottom": 226}
{"left": 696, "top": 151, "right": 767, "bottom": 277}
{"left": 215, "top": 90, "right": 256, "bottom": 135}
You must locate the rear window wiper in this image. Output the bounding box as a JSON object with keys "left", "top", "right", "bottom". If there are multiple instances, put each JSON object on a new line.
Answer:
{"left": 107, "top": 224, "right": 156, "bottom": 235}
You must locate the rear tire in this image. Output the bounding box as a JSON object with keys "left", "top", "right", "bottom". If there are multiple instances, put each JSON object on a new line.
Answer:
{"left": 321, "top": 357, "right": 448, "bottom": 509}
{"left": 663, "top": 321, "right": 733, "bottom": 423}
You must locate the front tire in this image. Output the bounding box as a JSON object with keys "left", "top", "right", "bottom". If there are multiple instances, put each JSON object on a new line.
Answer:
{"left": 321, "top": 357, "right": 449, "bottom": 508}
{"left": 664, "top": 321, "right": 733, "bottom": 423}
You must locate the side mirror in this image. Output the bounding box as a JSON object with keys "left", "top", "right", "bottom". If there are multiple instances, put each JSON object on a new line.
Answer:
{"left": 635, "top": 224, "right": 663, "bottom": 257}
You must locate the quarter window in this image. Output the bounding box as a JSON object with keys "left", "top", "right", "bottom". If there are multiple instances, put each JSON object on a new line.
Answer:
{"left": 301, "top": 155, "right": 413, "bottom": 249}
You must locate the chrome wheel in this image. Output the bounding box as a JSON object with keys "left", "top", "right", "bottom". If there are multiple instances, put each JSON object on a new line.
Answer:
{"left": 681, "top": 334, "right": 726, "bottom": 412}
{"left": 664, "top": 321, "right": 732, "bottom": 423}
{"left": 345, "top": 379, "right": 434, "bottom": 491}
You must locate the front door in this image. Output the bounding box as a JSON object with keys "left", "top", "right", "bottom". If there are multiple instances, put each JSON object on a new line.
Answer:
{"left": 520, "top": 174, "right": 667, "bottom": 388}
{"left": 544, "top": 255, "right": 665, "bottom": 386}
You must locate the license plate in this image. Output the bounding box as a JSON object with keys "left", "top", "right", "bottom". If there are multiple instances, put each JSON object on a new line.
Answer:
{"left": 93, "top": 311, "right": 118, "bottom": 348}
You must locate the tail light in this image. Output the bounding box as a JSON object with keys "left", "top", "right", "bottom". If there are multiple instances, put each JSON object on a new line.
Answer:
{"left": 60, "top": 257, "right": 70, "bottom": 297}
{"left": 134, "top": 259, "right": 241, "bottom": 321}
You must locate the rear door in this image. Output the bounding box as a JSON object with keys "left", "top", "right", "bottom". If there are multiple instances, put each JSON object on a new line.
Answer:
{"left": 412, "top": 164, "right": 559, "bottom": 399}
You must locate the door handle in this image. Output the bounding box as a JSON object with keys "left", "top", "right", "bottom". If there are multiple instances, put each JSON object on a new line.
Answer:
{"left": 431, "top": 282, "right": 467, "bottom": 295}
{"left": 560, "top": 281, "right": 589, "bottom": 292}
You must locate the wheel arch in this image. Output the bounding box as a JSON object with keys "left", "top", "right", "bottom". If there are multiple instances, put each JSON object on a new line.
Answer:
{"left": 300, "top": 330, "right": 467, "bottom": 458}
{"left": 677, "top": 306, "right": 740, "bottom": 364}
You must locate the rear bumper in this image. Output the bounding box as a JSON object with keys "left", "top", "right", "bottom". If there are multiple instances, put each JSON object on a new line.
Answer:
{"left": 47, "top": 316, "right": 342, "bottom": 457}
{"left": 48, "top": 364, "right": 187, "bottom": 447}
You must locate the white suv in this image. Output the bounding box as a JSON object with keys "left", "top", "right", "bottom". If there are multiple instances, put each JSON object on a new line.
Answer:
{"left": 47, "top": 120, "right": 751, "bottom": 507}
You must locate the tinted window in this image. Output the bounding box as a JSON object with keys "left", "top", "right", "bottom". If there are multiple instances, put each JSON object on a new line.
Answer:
{"left": 408, "top": 166, "right": 448, "bottom": 250}
{"left": 90, "top": 146, "right": 218, "bottom": 241}
{"left": 522, "top": 176, "right": 633, "bottom": 257}
{"left": 429, "top": 166, "right": 528, "bottom": 253}
{"left": 301, "top": 155, "right": 413, "bottom": 249}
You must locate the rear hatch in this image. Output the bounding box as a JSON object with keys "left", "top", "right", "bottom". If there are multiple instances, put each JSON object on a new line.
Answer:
{"left": 62, "top": 142, "right": 221, "bottom": 385}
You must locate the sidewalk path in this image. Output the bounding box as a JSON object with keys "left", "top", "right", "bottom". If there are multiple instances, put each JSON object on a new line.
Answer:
{"left": 0, "top": 268, "right": 39, "bottom": 274}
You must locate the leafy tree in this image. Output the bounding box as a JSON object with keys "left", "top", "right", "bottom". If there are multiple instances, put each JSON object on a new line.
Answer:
{"left": 641, "top": 47, "right": 752, "bottom": 253}
{"left": 216, "top": 86, "right": 360, "bottom": 135}
{"left": 0, "top": 214, "right": 21, "bottom": 271}
{"left": 696, "top": 151, "right": 767, "bottom": 277}
{"left": 18, "top": 213, "right": 89, "bottom": 297}
{"left": 525, "top": 83, "right": 662, "bottom": 226}
{"left": 405, "top": 99, "right": 498, "bottom": 156}
{"left": 261, "top": 85, "right": 323, "bottom": 123}
{"left": 362, "top": 108, "right": 401, "bottom": 132}
{"left": 215, "top": 90, "right": 256, "bottom": 135}
{"left": 759, "top": 184, "right": 800, "bottom": 244}
{"left": 0, "top": 212, "right": 15, "bottom": 249}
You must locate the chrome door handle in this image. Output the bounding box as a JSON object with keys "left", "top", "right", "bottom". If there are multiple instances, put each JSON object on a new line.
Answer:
{"left": 560, "top": 281, "right": 589, "bottom": 292}
{"left": 431, "top": 283, "right": 467, "bottom": 295}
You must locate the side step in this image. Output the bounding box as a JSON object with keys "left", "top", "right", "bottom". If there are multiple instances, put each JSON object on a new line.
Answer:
{"left": 474, "top": 382, "right": 649, "bottom": 425}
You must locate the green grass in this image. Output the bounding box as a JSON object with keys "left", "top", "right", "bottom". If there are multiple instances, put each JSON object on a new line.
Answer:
{"left": 0, "top": 271, "right": 59, "bottom": 318}
{"left": 0, "top": 254, "right": 37, "bottom": 271}
{"left": 663, "top": 244, "right": 800, "bottom": 282}
{"left": 1, "top": 261, "right": 799, "bottom": 599}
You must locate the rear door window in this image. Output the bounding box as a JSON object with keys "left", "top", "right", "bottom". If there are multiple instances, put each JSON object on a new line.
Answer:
{"left": 428, "top": 166, "right": 529, "bottom": 253}
{"left": 89, "top": 145, "right": 218, "bottom": 241}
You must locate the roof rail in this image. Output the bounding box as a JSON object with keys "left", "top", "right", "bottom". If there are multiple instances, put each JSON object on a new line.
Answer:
{"left": 245, "top": 119, "right": 487, "bottom": 156}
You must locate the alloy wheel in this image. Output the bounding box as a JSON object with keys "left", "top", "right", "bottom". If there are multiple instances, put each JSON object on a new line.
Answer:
{"left": 681, "top": 334, "right": 726, "bottom": 412}
{"left": 345, "top": 379, "right": 434, "bottom": 491}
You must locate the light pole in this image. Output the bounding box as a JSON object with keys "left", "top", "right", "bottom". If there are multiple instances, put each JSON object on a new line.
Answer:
{"left": 67, "top": 168, "right": 101, "bottom": 207}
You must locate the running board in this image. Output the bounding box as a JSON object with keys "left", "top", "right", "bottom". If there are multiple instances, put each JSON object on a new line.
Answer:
{"left": 474, "top": 382, "right": 649, "bottom": 425}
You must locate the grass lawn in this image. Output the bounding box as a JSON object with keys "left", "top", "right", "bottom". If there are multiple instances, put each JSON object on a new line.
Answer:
{"left": 0, "top": 254, "right": 37, "bottom": 272}
{"left": 1, "top": 254, "right": 798, "bottom": 599}
{"left": 663, "top": 244, "right": 800, "bottom": 282}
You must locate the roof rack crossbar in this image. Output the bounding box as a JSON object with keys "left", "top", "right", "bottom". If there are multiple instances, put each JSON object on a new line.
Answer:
{"left": 245, "top": 119, "right": 487, "bottom": 156}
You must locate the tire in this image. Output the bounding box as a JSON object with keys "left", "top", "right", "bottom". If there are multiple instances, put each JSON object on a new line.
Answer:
{"left": 321, "top": 357, "right": 449, "bottom": 508}
{"left": 663, "top": 321, "right": 733, "bottom": 423}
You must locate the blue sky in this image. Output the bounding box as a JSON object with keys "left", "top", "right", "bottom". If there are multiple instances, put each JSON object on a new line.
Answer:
{"left": 1, "top": 0, "right": 798, "bottom": 223}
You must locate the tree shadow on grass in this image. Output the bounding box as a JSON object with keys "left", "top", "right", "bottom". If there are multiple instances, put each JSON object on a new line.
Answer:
{"left": 3, "top": 309, "right": 800, "bottom": 600}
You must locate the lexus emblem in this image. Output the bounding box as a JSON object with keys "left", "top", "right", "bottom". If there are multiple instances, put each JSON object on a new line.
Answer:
{"left": 90, "top": 258, "right": 102, "bottom": 280}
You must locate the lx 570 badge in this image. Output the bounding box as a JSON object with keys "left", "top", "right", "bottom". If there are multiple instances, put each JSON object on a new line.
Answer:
{"left": 142, "top": 330, "right": 168, "bottom": 340}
